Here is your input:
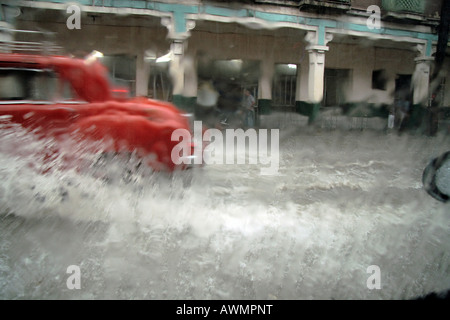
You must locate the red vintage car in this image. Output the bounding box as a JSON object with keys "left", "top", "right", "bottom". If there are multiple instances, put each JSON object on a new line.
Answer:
{"left": 0, "top": 51, "right": 197, "bottom": 175}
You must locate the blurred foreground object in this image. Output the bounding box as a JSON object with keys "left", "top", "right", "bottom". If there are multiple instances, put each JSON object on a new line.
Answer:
{"left": 422, "top": 151, "right": 450, "bottom": 203}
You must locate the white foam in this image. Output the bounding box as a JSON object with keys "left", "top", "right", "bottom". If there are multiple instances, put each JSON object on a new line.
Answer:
{"left": 0, "top": 126, "right": 449, "bottom": 299}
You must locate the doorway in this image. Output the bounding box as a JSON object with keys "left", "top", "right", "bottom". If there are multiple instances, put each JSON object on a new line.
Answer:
{"left": 324, "top": 68, "right": 351, "bottom": 107}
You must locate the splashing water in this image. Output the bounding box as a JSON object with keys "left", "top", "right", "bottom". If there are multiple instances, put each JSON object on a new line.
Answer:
{"left": 0, "top": 119, "right": 449, "bottom": 300}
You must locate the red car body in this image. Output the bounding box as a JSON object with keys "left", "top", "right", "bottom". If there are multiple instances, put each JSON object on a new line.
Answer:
{"left": 0, "top": 53, "right": 195, "bottom": 172}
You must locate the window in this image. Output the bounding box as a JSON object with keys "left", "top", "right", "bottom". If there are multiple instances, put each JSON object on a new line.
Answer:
{"left": 0, "top": 69, "right": 32, "bottom": 100}
{"left": 102, "top": 55, "right": 136, "bottom": 96}
{"left": 0, "top": 68, "right": 77, "bottom": 102}
{"left": 325, "top": 68, "right": 351, "bottom": 106}
{"left": 372, "top": 69, "right": 388, "bottom": 90}
{"left": 272, "top": 63, "right": 297, "bottom": 111}
{"left": 148, "top": 62, "right": 172, "bottom": 101}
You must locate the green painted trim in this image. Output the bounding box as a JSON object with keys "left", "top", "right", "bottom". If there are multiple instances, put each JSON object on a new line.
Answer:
{"left": 309, "top": 103, "right": 321, "bottom": 124}
{"left": 318, "top": 24, "right": 326, "bottom": 46}
{"left": 154, "top": 3, "right": 197, "bottom": 34}
{"left": 295, "top": 101, "right": 321, "bottom": 124}
{"left": 109, "top": 0, "right": 146, "bottom": 9}
{"left": 295, "top": 101, "right": 313, "bottom": 116}
{"left": 425, "top": 39, "right": 433, "bottom": 57}
{"left": 173, "top": 11, "right": 186, "bottom": 34}
{"left": 204, "top": 5, "right": 248, "bottom": 18}
{"left": 172, "top": 95, "right": 196, "bottom": 113}
{"left": 257, "top": 99, "right": 272, "bottom": 115}
{"left": 407, "top": 103, "right": 427, "bottom": 129}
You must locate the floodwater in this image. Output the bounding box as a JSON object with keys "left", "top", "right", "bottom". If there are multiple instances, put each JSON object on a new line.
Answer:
{"left": 0, "top": 114, "right": 449, "bottom": 300}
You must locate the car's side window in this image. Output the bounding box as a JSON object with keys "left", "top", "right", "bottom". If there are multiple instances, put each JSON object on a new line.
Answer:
{"left": 30, "top": 70, "right": 57, "bottom": 101}
{"left": 0, "top": 68, "right": 85, "bottom": 103}
{"left": 0, "top": 70, "right": 28, "bottom": 100}
{"left": 56, "top": 78, "right": 78, "bottom": 102}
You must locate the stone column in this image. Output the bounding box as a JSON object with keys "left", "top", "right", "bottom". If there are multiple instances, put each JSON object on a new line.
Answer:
{"left": 161, "top": 15, "right": 196, "bottom": 111}
{"left": 303, "top": 44, "right": 329, "bottom": 124}
{"left": 183, "top": 53, "right": 197, "bottom": 99}
{"left": 183, "top": 19, "right": 197, "bottom": 101}
{"left": 301, "top": 31, "right": 332, "bottom": 124}
{"left": 412, "top": 56, "right": 433, "bottom": 106}
{"left": 410, "top": 44, "right": 435, "bottom": 131}
{"left": 304, "top": 31, "right": 332, "bottom": 103}
{"left": 258, "top": 59, "right": 274, "bottom": 115}
{"left": 135, "top": 49, "right": 150, "bottom": 97}
{"left": 169, "top": 39, "right": 185, "bottom": 97}
{"left": 306, "top": 45, "right": 329, "bottom": 103}
{"left": 169, "top": 39, "right": 198, "bottom": 112}
{"left": 181, "top": 52, "right": 198, "bottom": 113}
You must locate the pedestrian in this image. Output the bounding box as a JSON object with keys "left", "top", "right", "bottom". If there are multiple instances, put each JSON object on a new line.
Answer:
{"left": 242, "top": 89, "right": 256, "bottom": 128}
{"left": 398, "top": 98, "right": 410, "bottom": 131}
{"left": 387, "top": 105, "right": 395, "bottom": 130}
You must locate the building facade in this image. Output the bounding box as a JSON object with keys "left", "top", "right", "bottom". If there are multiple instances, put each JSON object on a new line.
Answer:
{"left": 1, "top": 0, "right": 448, "bottom": 128}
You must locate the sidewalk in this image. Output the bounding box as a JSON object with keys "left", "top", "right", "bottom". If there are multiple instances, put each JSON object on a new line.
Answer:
{"left": 258, "top": 109, "right": 450, "bottom": 134}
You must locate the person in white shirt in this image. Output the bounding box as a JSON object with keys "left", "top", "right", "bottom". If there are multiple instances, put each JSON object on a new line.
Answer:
{"left": 242, "top": 89, "right": 256, "bottom": 128}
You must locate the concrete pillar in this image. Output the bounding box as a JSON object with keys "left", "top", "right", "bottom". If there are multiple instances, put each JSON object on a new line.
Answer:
{"left": 257, "top": 59, "right": 274, "bottom": 115}
{"left": 304, "top": 30, "right": 332, "bottom": 104}
{"left": 169, "top": 40, "right": 185, "bottom": 96}
{"left": 258, "top": 59, "right": 274, "bottom": 101}
{"left": 135, "top": 50, "right": 150, "bottom": 97}
{"left": 408, "top": 44, "right": 435, "bottom": 131}
{"left": 169, "top": 39, "right": 197, "bottom": 112}
{"left": 183, "top": 53, "right": 197, "bottom": 98}
{"left": 296, "top": 31, "right": 331, "bottom": 124}
{"left": 160, "top": 13, "right": 197, "bottom": 110}
{"left": 412, "top": 56, "right": 433, "bottom": 105}
{"left": 306, "top": 45, "right": 329, "bottom": 103}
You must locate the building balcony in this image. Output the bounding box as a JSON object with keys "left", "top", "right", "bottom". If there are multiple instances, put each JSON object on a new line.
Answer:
{"left": 382, "top": 0, "right": 425, "bottom": 15}
{"left": 298, "top": 0, "right": 352, "bottom": 12}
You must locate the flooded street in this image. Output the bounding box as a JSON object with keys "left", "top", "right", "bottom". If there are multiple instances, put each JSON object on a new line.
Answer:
{"left": 0, "top": 116, "right": 449, "bottom": 300}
